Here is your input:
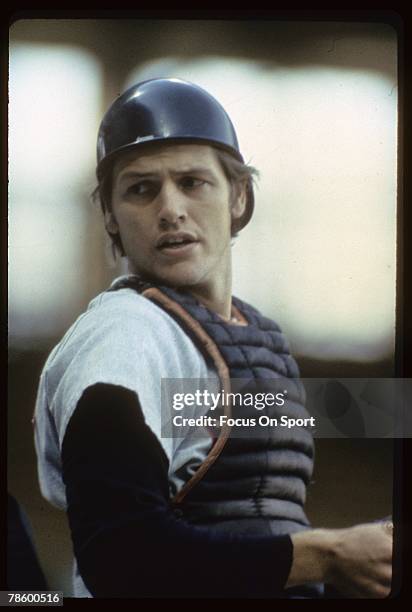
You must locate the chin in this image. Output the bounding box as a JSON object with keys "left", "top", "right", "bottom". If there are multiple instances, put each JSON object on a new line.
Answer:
{"left": 160, "top": 272, "right": 204, "bottom": 290}
{"left": 136, "top": 264, "right": 206, "bottom": 290}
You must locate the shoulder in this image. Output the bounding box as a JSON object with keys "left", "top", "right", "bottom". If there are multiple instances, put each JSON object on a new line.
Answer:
{"left": 41, "top": 279, "right": 212, "bottom": 406}
{"left": 85, "top": 284, "right": 174, "bottom": 327}
{"left": 48, "top": 283, "right": 193, "bottom": 366}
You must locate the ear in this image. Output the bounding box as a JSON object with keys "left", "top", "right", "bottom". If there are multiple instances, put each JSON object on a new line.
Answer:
{"left": 104, "top": 210, "right": 119, "bottom": 235}
{"left": 230, "top": 181, "right": 247, "bottom": 222}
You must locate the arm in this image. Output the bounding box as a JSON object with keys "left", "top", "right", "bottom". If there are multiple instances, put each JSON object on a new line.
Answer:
{"left": 62, "top": 384, "right": 393, "bottom": 598}
{"left": 62, "top": 384, "right": 293, "bottom": 598}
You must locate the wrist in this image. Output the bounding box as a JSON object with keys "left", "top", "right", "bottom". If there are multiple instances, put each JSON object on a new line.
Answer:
{"left": 286, "top": 528, "right": 339, "bottom": 587}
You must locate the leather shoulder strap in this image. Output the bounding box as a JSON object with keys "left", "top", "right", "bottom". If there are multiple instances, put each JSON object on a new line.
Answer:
{"left": 141, "top": 287, "right": 233, "bottom": 505}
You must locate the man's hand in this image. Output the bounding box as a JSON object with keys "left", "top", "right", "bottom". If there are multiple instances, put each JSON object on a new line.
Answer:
{"left": 287, "top": 522, "right": 393, "bottom": 598}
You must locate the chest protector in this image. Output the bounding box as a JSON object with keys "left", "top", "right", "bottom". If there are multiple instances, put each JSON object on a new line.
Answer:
{"left": 111, "top": 276, "right": 316, "bottom": 539}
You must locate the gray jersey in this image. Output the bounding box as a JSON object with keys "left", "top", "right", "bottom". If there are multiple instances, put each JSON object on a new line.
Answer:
{"left": 33, "top": 276, "right": 218, "bottom": 596}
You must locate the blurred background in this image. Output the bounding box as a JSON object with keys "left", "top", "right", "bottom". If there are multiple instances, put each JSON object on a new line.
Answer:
{"left": 9, "top": 18, "right": 397, "bottom": 595}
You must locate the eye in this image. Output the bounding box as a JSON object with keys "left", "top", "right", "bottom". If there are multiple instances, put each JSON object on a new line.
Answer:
{"left": 180, "top": 176, "right": 206, "bottom": 190}
{"left": 125, "top": 180, "right": 154, "bottom": 197}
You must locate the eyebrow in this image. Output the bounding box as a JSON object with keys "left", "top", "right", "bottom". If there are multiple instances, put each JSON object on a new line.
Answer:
{"left": 117, "top": 167, "right": 216, "bottom": 184}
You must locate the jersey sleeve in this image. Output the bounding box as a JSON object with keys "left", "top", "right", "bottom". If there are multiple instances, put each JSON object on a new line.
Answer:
{"left": 43, "top": 290, "right": 212, "bottom": 463}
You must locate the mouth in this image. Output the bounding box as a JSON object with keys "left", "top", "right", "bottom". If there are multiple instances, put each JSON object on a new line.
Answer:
{"left": 156, "top": 233, "right": 199, "bottom": 256}
{"left": 158, "top": 243, "right": 199, "bottom": 257}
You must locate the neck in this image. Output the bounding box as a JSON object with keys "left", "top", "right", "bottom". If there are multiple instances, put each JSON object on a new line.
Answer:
{"left": 131, "top": 257, "right": 234, "bottom": 320}
{"left": 186, "top": 283, "right": 232, "bottom": 320}
{"left": 187, "top": 254, "right": 233, "bottom": 320}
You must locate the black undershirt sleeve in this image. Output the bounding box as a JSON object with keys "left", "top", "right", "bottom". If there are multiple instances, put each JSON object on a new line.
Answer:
{"left": 61, "top": 383, "right": 294, "bottom": 598}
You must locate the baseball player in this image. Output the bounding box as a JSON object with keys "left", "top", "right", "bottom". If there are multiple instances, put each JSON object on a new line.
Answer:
{"left": 33, "top": 78, "right": 393, "bottom": 598}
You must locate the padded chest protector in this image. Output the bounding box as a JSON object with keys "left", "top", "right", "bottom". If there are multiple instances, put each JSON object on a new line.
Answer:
{"left": 110, "top": 276, "right": 315, "bottom": 538}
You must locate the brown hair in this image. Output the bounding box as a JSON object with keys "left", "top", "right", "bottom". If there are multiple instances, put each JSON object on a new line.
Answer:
{"left": 91, "top": 146, "right": 259, "bottom": 258}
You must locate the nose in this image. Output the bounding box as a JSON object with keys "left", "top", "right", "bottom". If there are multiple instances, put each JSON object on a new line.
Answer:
{"left": 157, "top": 180, "right": 187, "bottom": 227}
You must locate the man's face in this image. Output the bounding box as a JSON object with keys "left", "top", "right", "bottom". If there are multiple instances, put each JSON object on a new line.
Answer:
{"left": 107, "top": 143, "right": 246, "bottom": 294}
